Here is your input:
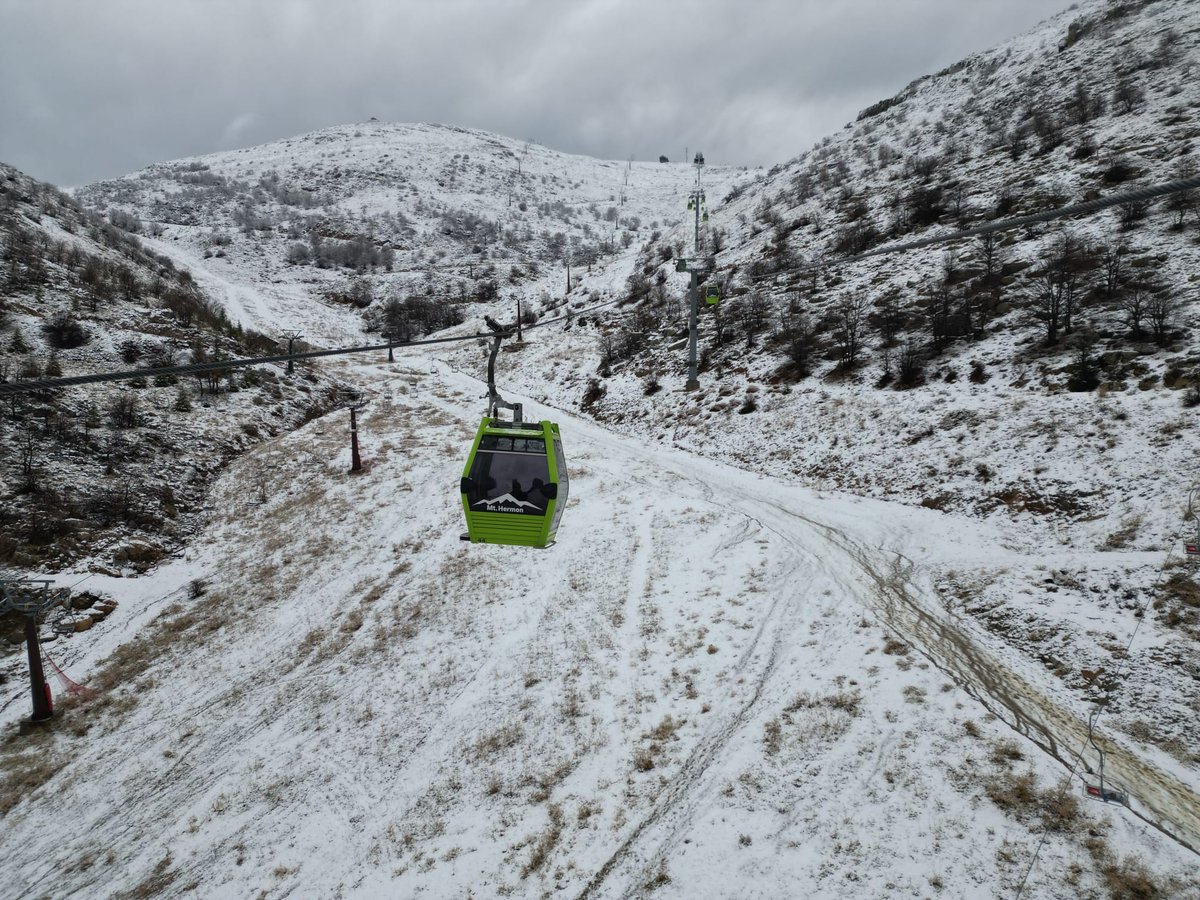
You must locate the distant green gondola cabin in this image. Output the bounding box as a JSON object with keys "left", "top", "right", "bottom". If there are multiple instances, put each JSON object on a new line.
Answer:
{"left": 460, "top": 418, "right": 568, "bottom": 548}
{"left": 704, "top": 284, "right": 720, "bottom": 305}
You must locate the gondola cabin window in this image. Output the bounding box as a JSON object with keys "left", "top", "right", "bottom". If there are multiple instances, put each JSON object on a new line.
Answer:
{"left": 464, "top": 436, "right": 552, "bottom": 514}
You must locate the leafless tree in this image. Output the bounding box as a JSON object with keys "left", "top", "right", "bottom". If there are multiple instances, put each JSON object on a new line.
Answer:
{"left": 833, "top": 294, "right": 867, "bottom": 369}
{"left": 871, "top": 290, "right": 904, "bottom": 348}
{"left": 1031, "top": 232, "right": 1091, "bottom": 344}
{"left": 739, "top": 294, "right": 771, "bottom": 348}
{"left": 1147, "top": 291, "right": 1177, "bottom": 345}
{"left": 1031, "top": 268, "right": 1065, "bottom": 346}
{"left": 1099, "top": 241, "right": 1126, "bottom": 297}
{"left": 1113, "top": 77, "right": 1144, "bottom": 115}
{"left": 1067, "top": 80, "right": 1104, "bottom": 124}
{"left": 17, "top": 427, "right": 38, "bottom": 491}
{"left": 1118, "top": 198, "right": 1152, "bottom": 228}
{"left": 711, "top": 306, "right": 728, "bottom": 346}
{"left": 1165, "top": 158, "right": 1196, "bottom": 230}
{"left": 109, "top": 394, "right": 139, "bottom": 429}
{"left": 1119, "top": 281, "right": 1151, "bottom": 340}
{"left": 776, "top": 305, "right": 814, "bottom": 376}
{"left": 925, "top": 280, "right": 955, "bottom": 353}
{"left": 897, "top": 340, "right": 924, "bottom": 388}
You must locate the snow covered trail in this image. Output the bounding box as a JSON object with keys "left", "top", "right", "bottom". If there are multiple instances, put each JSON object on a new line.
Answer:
{"left": 520, "top": 376, "right": 1200, "bottom": 860}
{"left": 140, "top": 232, "right": 365, "bottom": 343}
{"left": 431, "top": 362, "right": 1200, "bottom": 893}
{"left": 2, "top": 357, "right": 1196, "bottom": 899}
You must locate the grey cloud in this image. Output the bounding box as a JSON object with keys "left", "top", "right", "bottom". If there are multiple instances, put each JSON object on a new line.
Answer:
{"left": 0, "top": 0, "right": 1072, "bottom": 186}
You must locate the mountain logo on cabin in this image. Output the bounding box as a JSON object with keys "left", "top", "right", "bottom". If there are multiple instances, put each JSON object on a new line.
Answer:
{"left": 472, "top": 494, "right": 543, "bottom": 513}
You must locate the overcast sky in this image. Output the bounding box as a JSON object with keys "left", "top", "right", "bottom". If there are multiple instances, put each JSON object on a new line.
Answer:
{"left": 0, "top": 0, "right": 1073, "bottom": 188}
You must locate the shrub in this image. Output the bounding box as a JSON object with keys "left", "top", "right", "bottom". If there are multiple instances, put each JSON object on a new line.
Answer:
{"left": 1100, "top": 857, "right": 1165, "bottom": 899}
{"left": 581, "top": 378, "right": 606, "bottom": 410}
{"left": 896, "top": 342, "right": 924, "bottom": 388}
{"left": 43, "top": 312, "right": 89, "bottom": 349}
{"left": 1102, "top": 156, "right": 1137, "bottom": 184}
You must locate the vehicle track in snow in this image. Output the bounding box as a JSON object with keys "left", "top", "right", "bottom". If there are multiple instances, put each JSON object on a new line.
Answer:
{"left": 551, "top": 404, "right": 1198, "bottom": 896}
{"left": 763, "top": 499, "right": 1200, "bottom": 857}
{"left": 566, "top": 435, "right": 828, "bottom": 898}
{"left": 404, "top": 365, "right": 1200, "bottom": 893}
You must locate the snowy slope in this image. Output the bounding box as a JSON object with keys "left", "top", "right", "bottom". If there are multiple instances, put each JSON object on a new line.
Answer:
{"left": 77, "top": 122, "right": 753, "bottom": 342}
{"left": 423, "top": 0, "right": 1200, "bottom": 809}
{"left": 1, "top": 354, "right": 1196, "bottom": 899}
{"left": 3, "top": 1, "right": 1198, "bottom": 897}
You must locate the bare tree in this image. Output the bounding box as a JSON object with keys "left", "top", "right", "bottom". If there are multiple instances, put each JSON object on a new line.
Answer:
{"left": 1031, "top": 232, "right": 1091, "bottom": 344}
{"left": 832, "top": 294, "right": 867, "bottom": 369}
{"left": 17, "top": 427, "right": 38, "bottom": 491}
{"left": 711, "top": 306, "right": 728, "bottom": 346}
{"left": 1119, "top": 281, "right": 1152, "bottom": 340}
{"left": 1067, "top": 80, "right": 1104, "bottom": 125}
{"left": 897, "top": 340, "right": 924, "bottom": 388}
{"left": 978, "top": 231, "right": 1005, "bottom": 286}
{"left": 1118, "top": 198, "right": 1152, "bottom": 228}
{"left": 1147, "top": 291, "right": 1177, "bottom": 345}
{"left": 1113, "top": 77, "right": 1144, "bottom": 115}
{"left": 1099, "top": 240, "right": 1126, "bottom": 297}
{"left": 109, "top": 394, "right": 140, "bottom": 429}
{"left": 1031, "top": 268, "right": 1065, "bottom": 346}
{"left": 739, "top": 294, "right": 771, "bottom": 348}
{"left": 925, "top": 280, "right": 955, "bottom": 353}
{"left": 1165, "top": 158, "right": 1197, "bottom": 230}
{"left": 871, "top": 290, "right": 904, "bottom": 348}
{"left": 776, "top": 305, "right": 814, "bottom": 376}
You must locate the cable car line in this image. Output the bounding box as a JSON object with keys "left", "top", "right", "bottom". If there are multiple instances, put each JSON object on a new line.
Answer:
{"left": 1013, "top": 524, "right": 1194, "bottom": 897}
{"left": 737, "top": 172, "right": 1200, "bottom": 285}
{"left": 11, "top": 172, "right": 1192, "bottom": 398}
{"left": 0, "top": 294, "right": 626, "bottom": 398}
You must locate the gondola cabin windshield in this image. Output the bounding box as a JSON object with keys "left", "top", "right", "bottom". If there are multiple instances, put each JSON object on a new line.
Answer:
{"left": 464, "top": 435, "right": 552, "bottom": 514}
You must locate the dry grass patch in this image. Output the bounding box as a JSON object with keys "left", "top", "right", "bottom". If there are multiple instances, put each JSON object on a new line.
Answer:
{"left": 785, "top": 690, "right": 863, "bottom": 717}
{"left": 114, "top": 854, "right": 176, "bottom": 900}
{"left": 0, "top": 743, "right": 68, "bottom": 817}
{"left": 520, "top": 804, "right": 563, "bottom": 878}
{"left": 763, "top": 718, "right": 783, "bottom": 756}
{"left": 1154, "top": 571, "right": 1200, "bottom": 634}
{"left": 473, "top": 724, "right": 523, "bottom": 760}
{"left": 1099, "top": 854, "right": 1169, "bottom": 900}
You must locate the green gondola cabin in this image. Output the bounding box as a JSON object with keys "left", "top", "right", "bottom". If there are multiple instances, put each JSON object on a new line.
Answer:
{"left": 704, "top": 284, "right": 720, "bottom": 305}
{"left": 460, "top": 418, "right": 568, "bottom": 548}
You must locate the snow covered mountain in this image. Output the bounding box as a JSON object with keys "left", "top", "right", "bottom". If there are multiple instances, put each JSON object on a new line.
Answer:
{"left": 2, "top": 0, "right": 1199, "bottom": 897}
{"left": 77, "top": 122, "right": 751, "bottom": 344}
{"left": 0, "top": 162, "right": 344, "bottom": 574}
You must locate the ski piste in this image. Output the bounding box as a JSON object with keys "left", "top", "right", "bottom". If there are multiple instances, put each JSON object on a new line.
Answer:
{"left": 4, "top": 355, "right": 1194, "bottom": 898}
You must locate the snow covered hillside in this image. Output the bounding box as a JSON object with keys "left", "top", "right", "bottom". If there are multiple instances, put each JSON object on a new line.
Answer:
{"left": 0, "top": 163, "right": 345, "bottom": 574}
{"left": 434, "top": 0, "right": 1200, "bottom": 834}
{"left": 1, "top": 0, "right": 1198, "bottom": 897}
{"left": 1, "top": 356, "right": 1196, "bottom": 898}
{"left": 77, "top": 122, "right": 751, "bottom": 344}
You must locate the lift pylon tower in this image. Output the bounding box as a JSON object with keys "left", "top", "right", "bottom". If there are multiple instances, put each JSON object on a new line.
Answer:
{"left": 341, "top": 391, "right": 369, "bottom": 473}
{"left": 0, "top": 576, "right": 65, "bottom": 724}
{"left": 1186, "top": 485, "right": 1200, "bottom": 562}
{"left": 681, "top": 153, "right": 712, "bottom": 391}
